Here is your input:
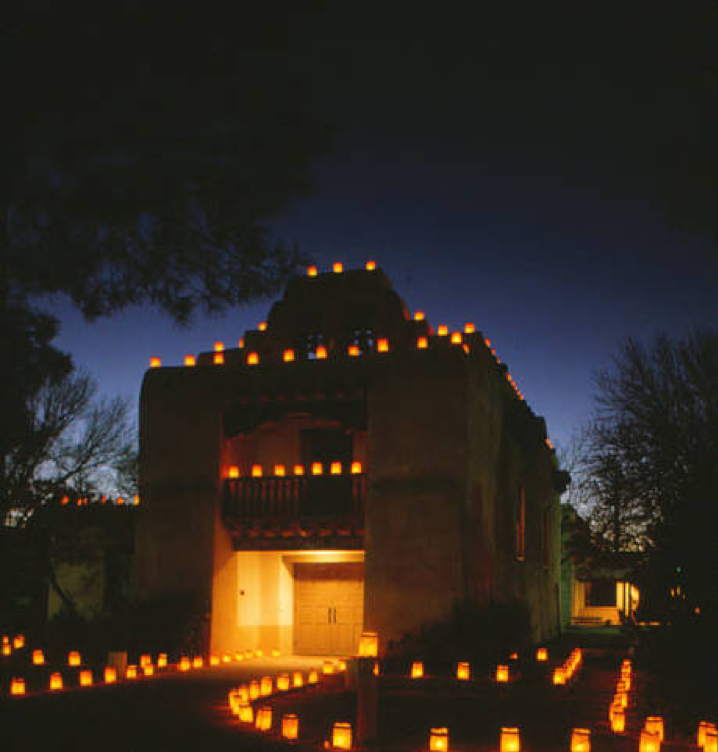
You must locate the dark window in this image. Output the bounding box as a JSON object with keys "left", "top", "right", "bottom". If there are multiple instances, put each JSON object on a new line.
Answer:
{"left": 585, "top": 580, "right": 616, "bottom": 607}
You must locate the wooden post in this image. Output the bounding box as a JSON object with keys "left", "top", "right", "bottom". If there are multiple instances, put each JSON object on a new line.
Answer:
{"left": 357, "top": 657, "right": 378, "bottom": 749}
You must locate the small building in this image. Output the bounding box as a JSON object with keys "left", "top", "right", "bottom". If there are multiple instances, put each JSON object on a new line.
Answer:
{"left": 134, "top": 265, "right": 566, "bottom": 656}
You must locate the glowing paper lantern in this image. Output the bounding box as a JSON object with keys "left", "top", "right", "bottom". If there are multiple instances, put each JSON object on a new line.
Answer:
{"left": 49, "top": 672, "right": 63, "bottom": 691}
{"left": 126, "top": 665, "right": 138, "bottom": 679}
{"left": 294, "top": 464, "right": 305, "bottom": 476}
{"left": 644, "top": 717, "right": 664, "bottom": 741}
{"left": 312, "top": 462, "right": 323, "bottom": 475}
{"left": 209, "top": 655, "right": 220, "bottom": 666}
{"left": 351, "top": 461, "right": 362, "bottom": 474}
{"left": 192, "top": 656, "right": 203, "bottom": 669}
{"left": 143, "top": 664, "right": 154, "bottom": 677}
{"left": 277, "top": 673, "right": 290, "bottom": 691}
{"left": 179, "top": 656, "right": 190, "bottom": 671}
{"left": 247, "top": 352, "right": 259, "bottom": 365}
{"left": 157, "top": 653, "right": 168, "bottom": 668}
{"left": 359, "top": 631, "right": 378, "bottom": 658}
{"left": 307, "top": 265, "right": 318, "bottom": 277}
{"left": 414, "top": 311, "right": 425, "bottom": 321}
{"left": 500, "top": 727, "right": 521, "bottom": 752}
{"left": 283, "top": 349, "right": 295, "bottom": 362}
{"left": 221, "top": 653, "right": 231, "bottom": 664}
{"left": 496, "top": 664, "right": 509, "bottom": 683}
{"left": 373, "top": 662, "right": 379, "bottom": 676}
{"left": 249, "top": 680, "right": 260, "bottom": 700}
{"left": 214, "top": 341, "right": 224, "bottom": 352}
{"left": 308, "top": 670, "right": 319, "bottom": 684}
{"left": 237, "top": 684, "right": 249, "bottom": 702}
{"left": 68, "top": 651, "right": 81, "bottom": 666}
{"left": 333, "top": 262, "right": 344, "bottom": 274}
{"left": 611, "top": 707, "right": 626, "bottom": 733}
{"left": 282, "top": 713, "right": 299, "bottom": 740}
{"left": 411, "top": 661, "right": 424, "bottom": 679}
{"left": 2, "top": 643, "right": 11, "bottom": 656}
{"left": 331, "top": 722, "right": 352, "bottom": 750}
{"left": 639, "top": 730, "right": 661, "bottom": 752}
{"left": 536, "top": 647, "right": 548, "bottom": 661}
{"left": 552, "top": 667, "right": 566, "bottom": 685}
{"left": 79, "top": 670, "right": 93, "bottom": 687}
{"left": 704, "top": 729, "right": 718, "bottom": 752}
{"left": 104, "top": 666, "right": 117, "bottom": 684}
{"left": 417, "top": 336, "right": 428, "bottom": 349}
{"left": 337, "top": 660, "right": 347, "bottom": 671}
{"left": 234, "top": 652, "right": 244, "bottom": 661}
{"left": 464, "top": 323, "right": 475, "bottom": 334}
{"left": 10, "top": 677, "right": 25, "bottom": 695}
{"left": 245, "top": 650, "right": 254, "bottom": 659}
{"left": 323, "top": 660, "right": 335, "bottom": 675}
{"left": 348, "top": 344, "right": 360, "bottom": 357}
{"left": 251, "top": 465, "right": 262, "bottom": 478}
{"left": 293, "top": 671, "right": 304, "bottom": 687}
{"left": 450, "top": 332, "right": 462, "bottom": 344}
{"left": 330, "top": 461, "right": 342, "bottom": 475}
{"left": 365, "top": 260, "right": 376, "bottom": 271}
{"left": 260, "top": 675, "right": 273, "bottom": 695}
{"left": 13, "top": 635, "right": 24, "bottom": 649}
{"left": 699, "top": 722, "right": 718, "bottom": 748}
{"left": 150, "top": 357, "right": 161, "bottom": 368}
{"left": 377, "top": 338, "right": 389, "bottom": 352}
{"left": 184, "top": 355, "right": 196, "bottom": 366}
{"left": 258, "top": 322, "right": 267, "bottom": 332}
{"left": 228, "top": 465, "right": 239, "bottom": 479}
{"left": 437, "top": 325, "right": 448, "bottom": 336}
{"left": 238, "top": 338, "right": 245, "bottom": 348}
{"left": 32, "top": 649, "right": 44, "bottom": 665}
{"left": 256, "top": 706, "right": 272, "bottom": 732}
{"left": 316, "top": 346, "right": 328, "bottom": 359}
{"left": 456, "top": 662, "right": 470, "bottom": 680}
{"left": 238, "top": 701, "right": 253, "bottom": 723}
{"left": 213, "top": 352, "right": 224, "bottom": 365}
{"left": 430, "top": 727, "right": 449, "bottom": 751}
{"left": 140, "top": 654, "right": 151, "bottom": 667}
{"left": 571, "top": 728, "right": 591, "bottom": 752}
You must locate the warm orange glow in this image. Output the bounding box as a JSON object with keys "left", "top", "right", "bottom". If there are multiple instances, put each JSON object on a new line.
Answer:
{"left": 500, "top": 727, "right": 521, "bottom": 752}
{"left": 437, "top": 325, "right": 448, "bottom": 336}
{"left": 464, "top": 323, "right": 475, "bottom": 334}
{"left": 10, "top": 677, "right": 25, "bottom": 696}
{"left": 104, "top": 666, "right": 117, "bottom": 684}
{"left": 509, "top": 652, "right": 518, "bottom": 660}
{"left": 228, "top": 465, "right": 240, "bottom": 479}
{"left": 411, "top": 661, "right": 424, "bottom": 679}
{"left": 32, "top": 649, "right": 44, "bottom": 665}
{"left": 245, "top": 650, "right": 254, "bottom": 659}
{"left": 255, "top": 706, "right": 272, "bottom": 732}
{"left": 331, "top": 722, "right": 352, "bottom": 750}
{"left": 450, "top": 332, "right": 462, "bottom": 344}
{"left": 184, "top": 355, "right": 196, "bottom": 366}
{"left": 282, "top": 713, "right": 299, "bottom": 740}
{"left": 140, "top": 654, "right": 151, "bottom": 667}
{"left": 639, "top": 730, "right": 661, "bottom": 752}
{"left": 365, "top": 260, "right": 376, "bottom": 271}
{"left": 78, "top": 670, "right": 93, "bottom": 687}
{"left": 238, "top": 337, "right": 245, "bottom": 348}
{"left": 235, "top": 652, "right": 244, "bottom": 661}
{"left": 536, "top": 647, "right": 548, "bottom": 661}
{"left": 274, "top": 464, "right": 286, "bottom": 477}
{"left": 308, "top": 670, "right": 319, "bottom": 684}
{"left": 644, "top": 718, "right": 664, "bottom": 742}
{"left": 616, "top": 690, "right": 628, "bottom": 708}
{"left": 247, "top": 352, "right": 259, "bottom": 365}
{"left": 359, "top": 631, "right": 378, "bottom": 657}
{"left": 571, "top": 728, "right": 591, "bottom": 752}
{"left": 214, "top": 341, "right": 224, "bottom": 352}
{"left": 703, "top": 730, "right": 718, "bottom": 752}
{"left": 430, "top": 727, "right": 449, "bottom": 752}
{"left": 157, "top": 652, "right": 168, "bottom": 667}
{"left": 316, "top": 345, "right": 328, "bottom": 359}
{"left": 351, "top": 461, "right": 362, "bottom": 474}
{"left": 307, "top": 265, "right": 318, "bottom": 277}
{"left": 143, "top": 664, "right": 154, "bottom": 677}
{"left": 68, "top": 651, "right": 81, "bottom": 666}
{"left": 333, "top": 262, "right": 343, "bottom": 274}
{"left": 348, "top": 344, "right": 360, "bottom": 357}
{"left": 179, "top": 656, "right": 190, "bottom": 672}
{"left": 417, "top": 336, "right": 428, "bottom": 349}
{"left": 611, "top": 707, "right": 626, "bottom": 733}
{"left": 330, "top": 461, "right": 342, "bottom": 475}
{"left": 496, "top": 664, "right": 509, "bottom": 683}
{"left": 126, "top": 665, "right": 138, "bottom": 679}
{"left": 323, "top": 660, "right": 335, "bottom": 675}
{"left": 260, "top": 675, "right": 273, "bottom": 695}
{"left": 293, "top": 671, "right": 304, "bottom": 688}
{"left": 2, "top": 643, "right": 11, "bottom": 656}
{"left": 249, "top": 680, "right": 260, "bottom": 700}
{"left": 258, "top": 321, "right": 267, "bottom": 331}
{"left": 49, "top": 672, "right": 63, "bottom": 691}
{"left": 192, "top": 656, "right": 203, "bottom": 669}
{"left": 13, "top": 635, "right": 24, "bottom": 649}
{"left": 251, "top": 464, "right": 262, "bottom": 478}
{"left": 277, "top": 673, "right": 290, "bottom": 691}
{"left": 238, "top": 701, "right": 253, "bottom": 723}
{"left": 150, "top": 357, "right": 161, "bottom": 368}
{"left": 414, "top": 311, "right": 425, "bottom": 321}
{"left": 221, "top": 653, "right": 231, "bottom": 663}
{"left": 553, "top": 667, "right": 566, "bottom": 685}
{"left": 283, "top": 349, "right": 295, "bottom": 362}
{"left": 456, "top": 662, "right": 470, "bottom": 680}
{"left": 699, "top": 723, "right": 718, "bottom": 748}
{"left": 294, "top": 464, "right": 305, "bottom": 476}
{"left": 237, "top": 684, "right": 249, "bottom": 702}
{"left": 213, "top": 352, "right": 224, "bottom": 365}
{"left": 373, "top": 662, "right": 379, "bottom": 676}
{"left": 377, "top": 338, "right": 389, "bottom": 352}
{"left": 133, "top": 494, "right": 140, "bottom": 505}
{"left": 312, "top": 462, "right": 323, "bottom": 475}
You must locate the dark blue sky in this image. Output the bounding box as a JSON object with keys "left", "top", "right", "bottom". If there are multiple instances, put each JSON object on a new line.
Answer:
{"left": 43, "top": 3, "right": 717, "bottom": 451}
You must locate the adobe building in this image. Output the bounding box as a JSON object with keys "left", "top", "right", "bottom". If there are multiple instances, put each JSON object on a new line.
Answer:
{"left": 134, "top": 264, "right": 566, "bottom": 656}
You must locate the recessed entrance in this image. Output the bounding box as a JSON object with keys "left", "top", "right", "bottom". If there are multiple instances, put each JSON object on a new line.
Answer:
{"left": 293, "top": 562, "right": 364, "bottom": 655}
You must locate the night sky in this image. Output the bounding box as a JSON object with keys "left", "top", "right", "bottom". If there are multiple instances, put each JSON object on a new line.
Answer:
{"left": 44, "top": 4, "right": 717, "bottom": 451}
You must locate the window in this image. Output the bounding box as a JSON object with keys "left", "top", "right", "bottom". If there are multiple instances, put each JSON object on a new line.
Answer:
{"left": 515, "top": 486, "right": 525, "bottom": 561}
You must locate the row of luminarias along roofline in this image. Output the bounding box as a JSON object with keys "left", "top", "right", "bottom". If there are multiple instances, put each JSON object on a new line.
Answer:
{"left": 224, "top": 461, "right": 363, "bottom": 480}
{"left": 58, "top": 494, "right": 140, "bottom": 507}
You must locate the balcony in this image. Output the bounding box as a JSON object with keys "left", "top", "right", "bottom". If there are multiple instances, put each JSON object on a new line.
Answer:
{"left": 222, "top": 475, "right": 365, "bottom": 550}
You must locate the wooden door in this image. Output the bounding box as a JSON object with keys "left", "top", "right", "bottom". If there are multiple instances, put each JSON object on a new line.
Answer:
{"left": 293, "top": 562, "right": 364, "bottom": 655}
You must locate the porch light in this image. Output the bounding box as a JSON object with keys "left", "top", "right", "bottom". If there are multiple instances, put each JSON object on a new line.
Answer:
{"left": 552, "top": 667, "right": 566, "bottom": 685}
{"left": 126, "top": 665, "right": 138, "bottom": 679}
{"left": 365, "top": 260, "right": 376, "bottom": 270}
{"left": 351, "top": 461, "right": 362, "bottom": 474}
{"left": 277, "top": 673, "right": 290, "bottom": 691}
{"left": 312, "top": 462, "right": 323, "bottom": 476}
{"left": 330, "top": 461, "right": 342, "bottom": 475}
{"left": 450, "top": 332, "right": 462, "bottom": 344}
{"left": 307, "top": 265, "right": 318, "bottom": 276}
{"left": 437, "top": 325, "right": 448, "bottom": 336}
{"left": 258, "top": 321, "right": 267, "bottom": 331}
{"left": 323, "top": 660, "right": 335, "bottom": 674}
{"left": 150, "top": 357, "right": 161, "bottom": 367}
{"left": 348, "top": 344, "right": 360, "bottom": 356}
{"left": 283, "top": 349, "right": 295, "bottom": 362}
{"left": 456, "top": 662, "right": 470, "bottom": 680}
{"left": 294, "top": 464, "right": 305, "bottom": 476}
{"left": 13, "top": 635, "right": 24, "bottom": 649}
{"left": 104, "top": 667, "right": 117, "bottom": 684}
{"left": 260, "top": 676, "right": 273, "bottom": 695}
{"left": 179, "top": 656, "right": 190, "bottom": 671}
{"left": 238, "top": 701, "right": 253, "bottom": 723}
{"left": 184, "top": 355, "right": 195, "bottom": 366}
{"left": 214, "top": 341, "right": 224, "bottom": 352}
{"left": 255, "top": 706, "right": 272, "bottom": 732}
{"left": 192, "top": 656, "right": 203, "bottom": 668}
{"left": 639, "top": 730, "right": 661, "bottom": 752}
{"left": 249, "top": 680, "right": 260, "bottom": 699}
{"left": 411, "top": 661, "right": 424, "bottom": 679}
{"left": 32, "top": 649, "right": 44, "bottom": 665}
{"left": 308, "top": 670, "right": 319, "bottom": 684}
{"left": 10, "top": 678, "right": 25, "bottom": 696}
{"left": 228, "top": 466, "right": 239, "bottom": 479}
{"left": 140, "top": 654, "right": 151, "bottom": 667}
{"left": 359, "top": 631, "right": 378, "bottom": 657}
{"left": 464, "top": 323, "right": 475, "bottom": 333}
{"left": 251, "top": 465, "right": 262, "bottom": 478}
{"left": 496, "top": 664, "right": 509, "bottom": 683}
{"left": 377, "top": 338, "right": 389, "bottom": 352}
{"left": 157, "top": 654, "right": 168, "bottom": 668}
{"left": 213, "top": 352, "right": 224, "bottom": 365}
{"left": 293, "top": 671, "right": 304, "bottom": 687}
{"left": 500, "top": 727, "right": 521, "bottom": 752}
{"left": 79, "top": 670, "right": 93, "bottom": 687}
{"left": 430, "top": 727, "right": 449, "bottom": 751}
{"left": 571, "top": 728, "right": 591, "bottom": 752}
{"left": 644, "top": 718, "right": 664, "bottom": 742}
{"left": 143, "top": 664, "right": 154, "bottom": 677}
{"left": 49, "top": 672, "right": 63, "bottom": 691}
{"left": 333, "top": 262, "right": 343, "bottom": 273}
{"left": 417, "top": 336, "right": 428, "bottom": 349}
{"left": 282, "top": 713, "right": 299, "bottom": 740}
{"left": 316, "top": 346, "right": 328, "bottom": 359}
{"left": 274, "top": 464, "right": 286, "bottom": 477}
{"left": 414, "top": 311, "right": 425, "bottom": 321}
{"left": 536, "top": 647, "right": 548, "bottom": 661}
{"left": 68, "top": 651, "right": 81, "bottom": 666}
{"left": 331, "top": 722, "right": 352, "bottom": 750}
{"left": 247, "top": 352, "right": 259, "bottom": 365}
